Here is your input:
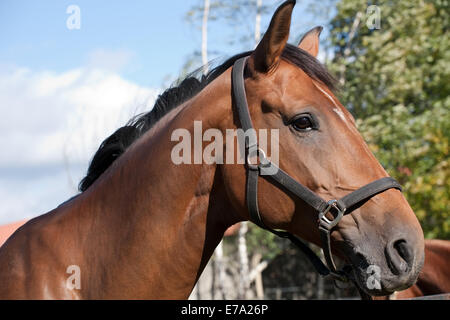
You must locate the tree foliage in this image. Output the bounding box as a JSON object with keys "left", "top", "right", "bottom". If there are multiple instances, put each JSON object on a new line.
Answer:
{"left": 329, "top": 0, "right": 449, "bottom": 238}
{"left": 358, "top": 104, "right": 449, "bottom": 239}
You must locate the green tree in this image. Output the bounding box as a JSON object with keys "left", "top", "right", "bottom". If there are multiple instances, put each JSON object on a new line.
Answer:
{"left": 358, "top": 104, "right": 449, "bottom": 239}
{"left": 330, "top": 0, "right": 449, "bottom": 117}
{"left": 329, "top": 0, "right": 449, "bottom": 238}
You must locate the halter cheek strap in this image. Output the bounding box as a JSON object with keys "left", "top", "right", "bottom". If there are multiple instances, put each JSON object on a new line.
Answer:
{"left": 232, "top": 56, "right": 402, "bottom": 298}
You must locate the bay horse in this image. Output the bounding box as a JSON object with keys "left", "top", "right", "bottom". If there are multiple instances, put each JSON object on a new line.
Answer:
{"left": 0, "top": 1, "right": 424, "bottom": 299}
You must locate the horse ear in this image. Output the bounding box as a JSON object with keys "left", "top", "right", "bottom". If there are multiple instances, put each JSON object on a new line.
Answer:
{"left": 250, "top": 0, "right": 296, "bottom": 73}
{"left": 298, "top": 26, "right": 322, "bottom": 58}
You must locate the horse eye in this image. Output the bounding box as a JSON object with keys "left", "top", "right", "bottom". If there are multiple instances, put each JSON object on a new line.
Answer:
{"left": 292, "top": 116, "right": 313, "bottom": 131}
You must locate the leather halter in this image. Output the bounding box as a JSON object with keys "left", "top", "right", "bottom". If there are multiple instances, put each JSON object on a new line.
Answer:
{"left": 231, "top": 57, "right": 402, "bottom": 298}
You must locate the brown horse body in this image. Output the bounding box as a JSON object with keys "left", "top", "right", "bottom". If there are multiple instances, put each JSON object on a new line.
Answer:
{"left": 0, "top": 1, "right": 425, "bottom": 299}
{"left": 0, "top": 80, "right": 239, "bottom": 298}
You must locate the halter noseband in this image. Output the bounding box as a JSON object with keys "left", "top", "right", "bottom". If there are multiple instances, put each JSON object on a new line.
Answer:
{"left": 231, "top": 57, "right": 402, "bottom": 299}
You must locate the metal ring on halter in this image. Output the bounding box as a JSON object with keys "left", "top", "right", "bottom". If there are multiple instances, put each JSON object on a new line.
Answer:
{"left": 318, "top": 199, "right": 346, "bottom": 229}
{"left": 246, "top": 145, "right": 270, "bottom": 170}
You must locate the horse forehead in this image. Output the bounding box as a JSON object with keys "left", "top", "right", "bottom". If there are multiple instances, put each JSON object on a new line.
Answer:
{"left": 310, "top": 81, "right": 358, "bottom": 126}
{"left": 272, "top": 65, "right": 319, "bottom": 101}
{"left": 263, "top": 63, "right": 354, "bottom": 125}
{"left": 312, "top": 83, "right": 346, "bottom": 116}
{"left": 273, "top": 68, "right": 337, "bottom": 112}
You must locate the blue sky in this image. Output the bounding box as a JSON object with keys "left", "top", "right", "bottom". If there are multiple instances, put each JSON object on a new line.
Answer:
{"left": 0, "top": 0, "right": 207, "bottom": 87}
{"left": 0, "top": 0, "right": 335, "bottom": 225}
{"left": 0, "top": 1, "right": 330, "bottom": 87}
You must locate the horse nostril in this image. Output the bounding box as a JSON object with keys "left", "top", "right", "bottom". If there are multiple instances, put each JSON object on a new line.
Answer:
{"left": 394, "top": 240, "right": 413, "bottom": 264}
{"left": 386, "top": 239, "right": 414, "bottom": 275}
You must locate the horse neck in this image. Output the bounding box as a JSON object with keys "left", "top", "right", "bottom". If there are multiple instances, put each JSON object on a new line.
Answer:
{"left": 76, "top": 70, "right": 239, "bottom": 298}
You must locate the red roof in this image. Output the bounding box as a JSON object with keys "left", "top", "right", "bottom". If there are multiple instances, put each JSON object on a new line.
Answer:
{"left": 0, "top": 220, "right": 27, "bottom": 247}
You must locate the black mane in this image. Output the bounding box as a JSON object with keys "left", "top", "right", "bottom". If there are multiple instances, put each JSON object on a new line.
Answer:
{"left": 78, "top": 44, "right": 336, "bottom": 192}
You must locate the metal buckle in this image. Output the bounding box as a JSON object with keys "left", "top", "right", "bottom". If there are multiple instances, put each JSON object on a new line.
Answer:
{"left": 318, "top": 200, "right": 346, "bottom": 229}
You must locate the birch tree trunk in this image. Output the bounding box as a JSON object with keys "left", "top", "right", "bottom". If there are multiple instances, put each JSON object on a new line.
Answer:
{"left": 237, "top": 221, "right": 250, "bottom": 299}
{"left": 317, "top": 249, "right": 325, "bottom": 299}
{"left": 254, "top": 0, "right": 262, "bottom": 47}
{"left": 201, "top": 0, "right": 210, "bottom": 75}
{"left": 339, "top": 11, "right": 362, "bottom": 85}
{"left": 215, "top": 241, "right": 227, "bottom": 299}
{"left": 250, "top": 252, "right": 267, "bottom": 299}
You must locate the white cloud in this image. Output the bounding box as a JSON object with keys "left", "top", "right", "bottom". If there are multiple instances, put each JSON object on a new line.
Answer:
{"left": 0, "top": 66, "right": 159, "bottom": 167}
{"left": 0, "top": 64, "right": 160, "bottom": 224}
{"left": 86, "top": 48, "right": 135, "bottom": 73}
